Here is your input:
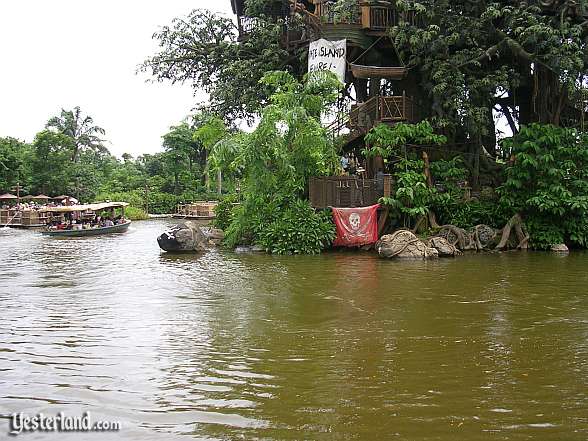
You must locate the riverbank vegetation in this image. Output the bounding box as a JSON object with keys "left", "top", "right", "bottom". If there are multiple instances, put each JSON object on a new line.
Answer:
{"left": 5, "top": 1, "right": 588, "bottom": 253}
{"left": 136, "top": 1, "right": 588, "bottom": 253}
{"left": 0, "top": 107, "right": 225, "bottom": 216}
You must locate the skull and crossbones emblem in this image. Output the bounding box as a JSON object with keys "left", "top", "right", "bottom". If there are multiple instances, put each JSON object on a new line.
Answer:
{"left": 349, "top": 212, "right": 361, "bottom": 231}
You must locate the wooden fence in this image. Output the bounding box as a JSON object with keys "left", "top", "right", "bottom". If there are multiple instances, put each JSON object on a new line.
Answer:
{"left": 309, "top": 175, "right": 391, "bottom": 208}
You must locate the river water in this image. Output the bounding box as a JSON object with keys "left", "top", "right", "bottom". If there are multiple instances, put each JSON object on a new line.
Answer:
{"left": 0, "top": 219, "right": 586, "bottom": 440}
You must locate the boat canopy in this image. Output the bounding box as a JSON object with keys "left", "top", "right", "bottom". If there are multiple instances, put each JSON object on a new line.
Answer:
{"left": 40, "top": 202, "right": 129, "bottom": 213}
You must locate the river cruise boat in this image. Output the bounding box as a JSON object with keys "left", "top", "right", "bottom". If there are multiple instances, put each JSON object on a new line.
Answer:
{"left": 40, "top": 202, "right": 131, "bottom": 237}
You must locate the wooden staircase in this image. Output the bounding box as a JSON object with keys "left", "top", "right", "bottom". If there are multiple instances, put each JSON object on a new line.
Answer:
{"left": 327, "top": 93, "right": 417, "bottom": 140}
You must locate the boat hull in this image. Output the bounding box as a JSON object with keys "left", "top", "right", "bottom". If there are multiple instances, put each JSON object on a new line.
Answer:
{"left": 41, "top": 221, "right": 131, "bottom": 237}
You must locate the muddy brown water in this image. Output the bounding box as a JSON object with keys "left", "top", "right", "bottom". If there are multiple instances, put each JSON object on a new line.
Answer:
{"left": 0, "top": 220, "right": 586, "bottom": 440}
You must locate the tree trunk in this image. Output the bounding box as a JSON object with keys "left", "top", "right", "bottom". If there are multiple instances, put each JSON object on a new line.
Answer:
{"left": 481, "top": 105, "right": 497, "bottom": 157}
{"left": 471, "top": 140, "right": 481, "bottom": 191}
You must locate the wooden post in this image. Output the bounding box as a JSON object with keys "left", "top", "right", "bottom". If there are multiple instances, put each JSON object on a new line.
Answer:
{"left": 361, "top": 5, "right": 371, "bottom": 28}
{"left": 11, "top": 181, "right": 21, "bottom": 205}
{"left": 377, "top": 96, "right": 381, "bottom": 121}
{"left": 378, "top": 207, "right": 389, "bottom": 237}
{"left": 383, "top": 174, "right": 391, "bottom": 198}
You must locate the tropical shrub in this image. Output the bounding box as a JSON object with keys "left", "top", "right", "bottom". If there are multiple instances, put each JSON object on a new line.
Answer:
{"left": 363, "top": 121, "right": 447, "bottom": 159}
{"left": 95, "top": 190, "right": 146, "bottom": 208}
{"left": 215, "top": 71, "right": 341, "bottom": 253}
{"left": 364, "top": 122, "right": 450, "bottom": 228}
{"left": 380, "top": 157, "right": 440, "bottom": 224}
{"left": 498, "top": 123, "right": 588, "bottom": 249}
{"left": 212, "top": 194, "right": 238, "bottom": 231}
{"left": 253, "top": 199, "right": 335, "bottom": 254}
{"left": 121, "top": 206, "right": 149, "bottom": 221}
{"left": 441, "top": 199, "right": 510, "bottom": 229}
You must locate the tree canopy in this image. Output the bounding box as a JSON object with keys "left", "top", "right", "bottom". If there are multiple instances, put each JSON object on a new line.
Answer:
{"left": 141, "top": 8, "right": 304, "bottom": 122}
{"left": 0, "top": 107, "right": 223, "bottom": 214}
{"left": 392, "top": 0, "right": 588, "bottom": 144}
{"left": 46, "top": 106, "right": 107, "bottom": 162}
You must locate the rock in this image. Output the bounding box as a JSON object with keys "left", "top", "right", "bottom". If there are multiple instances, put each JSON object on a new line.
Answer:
{"left": 376, "top": 230, "right": 439, "bottom": 259}
{"left": 157, "top": 221, "right": 210, "bottom": 252}
{"left": 234, "top": 245, "right": 265, "bottom": 253}
{"left": 427, "top": 236, "right": 460, "bottom": 257}
{"left": 201, "top": 227, "right": 225, "bottom": 246}
{"left": 550, "top": 243, "right": 569, "bottom": 253}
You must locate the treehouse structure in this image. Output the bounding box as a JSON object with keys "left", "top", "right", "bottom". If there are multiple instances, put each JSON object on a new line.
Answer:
{"left": 231, "top": 1, "right": 422, "bottom": 146}
{"left": 230, "top": 0, "right": 422, "bottom": 207}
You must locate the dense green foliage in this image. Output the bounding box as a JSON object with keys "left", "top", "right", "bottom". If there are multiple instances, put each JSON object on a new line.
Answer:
{"left": 218, "top": 71, "right": 341, "bottom": 253}
{"left": 380, "top": 157, "right": 438, "bottom": 223}
{"left": 0, "top": 108, "right": 223, "bottom": 214}
{"left": 0, "top": 137, "right": 32, "bottom": 192}
{"left": 366, "top": 121, "right": 588, "bottom": 249}
{"left": 364, "top": 122, "right": 447, "bottom": 159}
{"left": 121, "top": 206, "right": 149, "bottom": 221}
{"left": 364, "top": 122, "right": 512, "bottom": 231}
{"left": 393, "top": 0, "right": 588, "bottom": 145}
{"left": 364, "top": 122, "right": 449, "bottom": 226}
{"left": 252, "top": 200, "right": 335, "bottom": 254}
{"left": 212, "top": 194, "right": 238, "bottom": 231}
{"left": 498, "top": 124, "right": 588, "bottom": 249}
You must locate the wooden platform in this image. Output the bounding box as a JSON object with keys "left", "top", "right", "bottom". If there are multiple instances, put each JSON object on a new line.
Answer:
{"left": 175, "top": 202, "right": 218, "bottom": 219}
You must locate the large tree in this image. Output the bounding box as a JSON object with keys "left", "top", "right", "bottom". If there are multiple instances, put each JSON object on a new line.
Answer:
{"left": 392, "top": 0, "right": 588, "bottom": 141}
{"left": 141, "top": 8, "right": 306, "bottom": 122}
{"left": 0, "top": 137, "right": 31, "bottom": 192}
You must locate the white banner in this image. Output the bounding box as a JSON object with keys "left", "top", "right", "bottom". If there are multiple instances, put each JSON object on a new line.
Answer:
{"left": 308, "top": 38, "right": 347, "bottom": 83}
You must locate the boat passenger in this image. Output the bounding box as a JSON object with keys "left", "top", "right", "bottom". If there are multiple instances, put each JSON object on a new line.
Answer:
{"left": 103, "top": 218, "right": 114, "bottom": 227}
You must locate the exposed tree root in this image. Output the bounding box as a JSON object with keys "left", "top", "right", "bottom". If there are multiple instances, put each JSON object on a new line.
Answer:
{"left": 495, "top": 213, "right": 529, "bottom": 250}
{"left": 427, "top": 211, "right": 529, "bottom": 251}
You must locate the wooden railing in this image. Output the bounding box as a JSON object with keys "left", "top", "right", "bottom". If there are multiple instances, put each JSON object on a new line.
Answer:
{"left": 309, "top": 176, "right": 387, "bottom": 208}
{"left": 326, "top": 94, "right": 416, "bottom": 139}
{"left": 315, "top": 1, "right": 362, "bottom": 25}
{"left": 239, "top": 1, "right": 422, "bottom": 40}
{"left": 311, "top": 1, "right": 420, "bottom": 30}
{"left": 364, "top": 5, "right": 397, "bottom": 31}
{"left": 378, "top": 94, "right": 415, "bottom": 122}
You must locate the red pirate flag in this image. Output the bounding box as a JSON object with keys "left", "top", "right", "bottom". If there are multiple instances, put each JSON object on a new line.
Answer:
{"left": 332, "top": 204, "right": 380, "bottom": 247}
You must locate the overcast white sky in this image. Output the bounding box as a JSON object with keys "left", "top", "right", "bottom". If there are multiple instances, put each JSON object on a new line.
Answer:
{"left": 0, "top": 0, "right": 233, "bottom": 158}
